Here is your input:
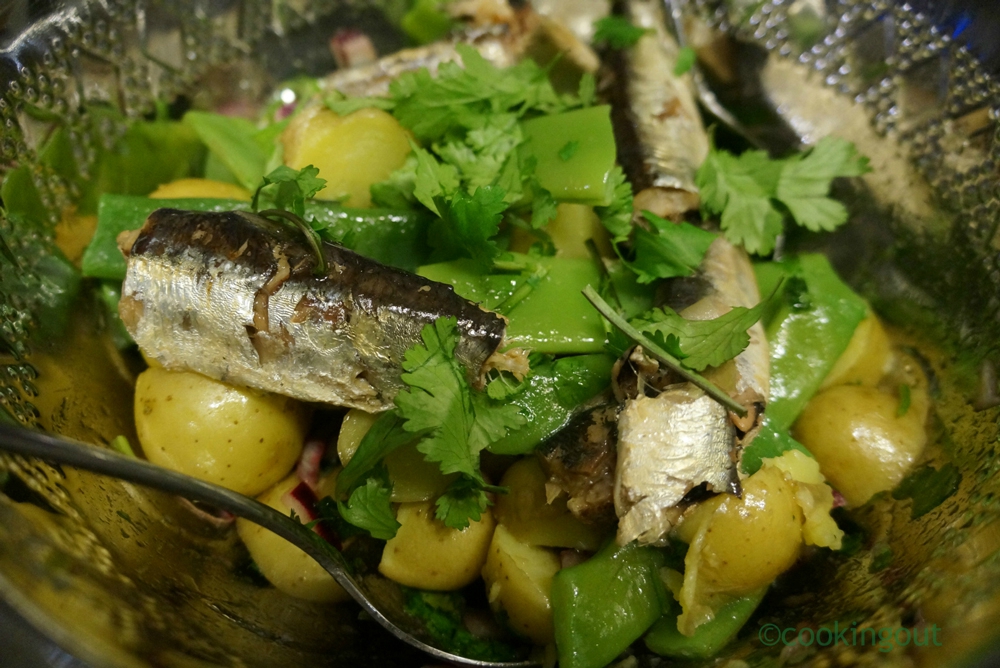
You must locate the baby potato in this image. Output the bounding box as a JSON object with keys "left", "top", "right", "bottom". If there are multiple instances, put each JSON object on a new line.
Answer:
{"left": 135, "top": 367, "right": 308, "bottom": 496}
{"left": 481, "top": 524, "right": 560, "bottom": 645}
{"left": 148, "top": 178, "right": 251, "bottom": 200}
{"left": 676, "top": 465, "right": 803, "bottom": 595}
{"left": 281, "top": 105, "right": 411, "bottom": 207}
{"left": 494, "top": 458, "right": 606, "bottom": 551}
{"left": 379, "top": 501, "right": 495, "bottom": 591}
{"left": 237, "top": 472, "right": 351, "bottom": 603}
{"left": 337, "top": 408, "right": 455, "bottom": 502}
{"left": 793, "top": 384, "right": 928, "bottom": 506}
{"left": 820, "top": 312, "right": 893, "bottom": 390}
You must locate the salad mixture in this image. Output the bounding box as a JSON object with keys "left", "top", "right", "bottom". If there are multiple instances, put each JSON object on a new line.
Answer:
{"left": 12, "top": 0, "right": 948, "bottom": 665}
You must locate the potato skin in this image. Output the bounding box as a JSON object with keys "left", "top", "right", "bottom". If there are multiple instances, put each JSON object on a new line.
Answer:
{"left": 494, "top": 458, "right": 606, "bottom": 550}
{"left": 148, "top": 178, "right": 251, "bottom": 200}
{"left": 793, "top": 384, "right": 927, "bottom": 506}
{"left": 820, "top": 313, "right": 893, "bottom": 390}
{"left": 135, "top": 367, "right": 308, "bottom": 496}
{"left": 679, "top": 465, "right": 804, "bottom": 595}
{"left": 237, "top": 473, "right": 351, "bottom": 603}
{"left": 281, "top": 105, "right": 411, "bottom": 207}
{"left": 481, "top": 524, "right": 560, "bottom": 645}
{"left": 379, "top": 501, "right": 495, "bottom": 591}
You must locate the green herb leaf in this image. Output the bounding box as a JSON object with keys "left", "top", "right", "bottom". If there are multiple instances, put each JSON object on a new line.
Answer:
{"left": 252, "top": 164, "right": 326, "bottom": 217}
{"left": 632, "top": 297, "right": 770, "bottom": 372}
{"left": 559, "top": 141, "right": 580, "bottom": 161}
{"left": 596, "top": 165, "right": 634, "bottom": 243}
{"left": 593, "top": 16, "right": 651, "bottom": 49}
{"left": 336, "top": 411, "right": 413, "bottom": 496}
{"left": 395, "top": 317, "right": 525, "bottom": 484}
{"left": 776, "top": 136, "right": 871, "bottom": 232}
{"left": 439, "top": 185, "right": 508, "bottom": 268}
{"left": 891, "top": 463, "right": 962, "bottom": 519}
{"left": 411, "top": 144, "right": 460, "bottom": 216}
{"left": 697, "top": 136, "right": 869, "bottom": 255}
{"left": 628, "top": 211, "right": 717, "bottom": 283}
{"left": 897, "top": 384, "right": 912, "bottom": 417}
{"left": 673, "top": 46, "right": 697, "bottom": 76}
{"left": 435, "top": 476, "right": 491, "bottom": 529}
{"left": 337, "top": 465, "right": 400, "bottom": 540}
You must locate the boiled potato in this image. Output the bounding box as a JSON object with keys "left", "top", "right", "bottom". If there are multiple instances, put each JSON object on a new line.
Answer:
{"left": 820, "top": 312, "right": 893, "bottom": 390}
{"left": 237, "top": 472, "right": 351, "bottom": 603}
{"left": 135, "top": 367, "right": 308, "bottom": 496}
{"left": 494, "top": 458, "right": 606, "bottom": 550}
{"left": 337, "top": 408, "right": 455, "bottom": 502}
{"left": 148, "top": 178, "right": 251, "bottom": 200}
{"left": 675, "top": 464, "right": 803, "bottom": 595}
{"left": 281, "top": 105, "right": 411, "bottom": 207}
{"left": 481, "top": 524, "right": 560, "bottom": 645}
{"left": 379, "top": 501, "right": 495, "bottom": 590}
{"left": 793, "top": 384, "right": 928, "bottom": 506}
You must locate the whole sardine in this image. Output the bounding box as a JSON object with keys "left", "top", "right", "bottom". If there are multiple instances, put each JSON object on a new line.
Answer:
{"left": 118, "top": 209, "right": 506, "bottom": 412}
{"left": 611, "top": 0, "right": 709, "bottom": 221}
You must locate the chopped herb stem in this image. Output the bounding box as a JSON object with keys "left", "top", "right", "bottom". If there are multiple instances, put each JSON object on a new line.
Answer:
{"left": 897, "top": 383, "right": 912, "bottom": 417}
{"left": 258, "top": 208, "right": 327, "bottom": 275}
{"left": 494, "top": 263, "right": 548, "bottom": 316}
{"left": 582, "top": 285, "right": 747, "bottom": 416}
{"left": 110, "top": 435, "right": 136, "bottom": 458}
{"left": 584, "top": 238, "right": 624, "bottom": 313}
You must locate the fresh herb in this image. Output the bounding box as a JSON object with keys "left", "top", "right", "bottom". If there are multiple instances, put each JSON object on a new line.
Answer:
{"left": 403, "top": 588, "right": 523, "bottom": 662}
{"left": 337, "top": 464, "right": 400, "bottom": 540}
{"left": 252, "top": 164, "right": 326, "bottom": 217}
{"left": 337, "top": 412, "right": 412, "bottom": 495}
{"left": 394, "top": 317, "right": 525, "bottom": 528}
{"left": 323, "top": 92, "right": 396, "bottom": 116}
{"left": 674, "top": 46, "right": 697, "bottom": 76}
{"left": 631, "top": 296, "right": 770, "bottom": 372}
{"left": 110, "top": 435, "right": 136, "bottom": 458}
{"left": 595, "top": 165, "right": 635, "bottom": 243}
{"left": 897, "top": 384, "right": 912, "bottom": 417}
{"left": 783, "top": 275, "right": 812, "bottom": 310}
{"left": 629, "top": 211, "right": 717, "bottom": 283}
{"left": 252, "top": 165, "right": 328, "bottom": 274}
{"left": 697, "top": 136, "right": 870, "bottom": 255}
{"left": 592, "top": 16, "right": 651, "bottom": 49}
{"left": 582, "top": 285, "right": 746, "bottom": 416}
{"left": 559, "top": 141, "right": 580, "bottom": 161}
{"left": 891, "top": 463, "right": 962, "bottom": 519}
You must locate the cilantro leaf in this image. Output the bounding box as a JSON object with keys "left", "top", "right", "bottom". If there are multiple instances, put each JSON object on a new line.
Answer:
{"left": 395, "top": 317, "right": 526, "bottom": 484}
{"left": 529, "top": 182, "right": 559, "bottom": 229}
{"left": 439, "top": 186, "right": 508, "bottom": 268}
{"left": 697, "top": 136, "right": 868, "bottom": 255}
{"left": 435, "top": 476, "right": 490, "bottom": 529}
{"left": 252, "top": 164, "right": 326, "bottom": 217}
{"left": 412, "top": 144, "right": 460, "bottom": 216}
{"left": 633, "top": 298, "right": 770, "bottom": 371}
{"left": 628, "top": 211, "right": 717, "bottom": 283}
{"left": 674, "top": 46, "right": 697, "bottom": 76}
{"left": 596, "top": 165, "right": 634, "bottom": 243}
{"left": 891, "top": 463, "right": 961, "bottom": 519}
{"left": 776, "top": 136, "right": 871, "bottom": 232}
{"left": 337, "top": 466, "right": 400, "bottom": 540}
{"left": 336, "top": 411, "right": 413, "bottom": 496}
{"left": 558, "top": 141, "right": 580, "bottom": 161}
{"left": 593, "top": 16, "right": 651, "bottom": 49}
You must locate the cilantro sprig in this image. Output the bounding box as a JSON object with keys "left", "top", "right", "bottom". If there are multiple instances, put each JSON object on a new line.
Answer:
{"left": 697, "top": 136, "right": 871, "bottom": 255}
{"left": 252, "top": 164, "right": 328, "bottom": 274}
{"left": 592, "top": 16, "right": 651, "bottom": 49}
{"left": 582, "top": 285, "right": 747, "bottom": 416}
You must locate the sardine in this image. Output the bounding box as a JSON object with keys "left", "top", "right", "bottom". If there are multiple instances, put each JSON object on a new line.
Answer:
{"left": 611, "top": 0, "right": 709, "bottom": 221}
{"left": 615, "top": 386, "right": 734, "bottom": 545}
{"left": 536, "top": 404, "right": 619, "bottom": 527}
{"left": 118, "top": 209, "right": 506, "bottom": 412}
{"left": 320, "top": 8, "right": 597, "bottom": 99}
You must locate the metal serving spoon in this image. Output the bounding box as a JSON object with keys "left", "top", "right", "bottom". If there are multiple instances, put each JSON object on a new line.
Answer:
{"left": 0, "top": 422, "right": 537, "bottom": 668}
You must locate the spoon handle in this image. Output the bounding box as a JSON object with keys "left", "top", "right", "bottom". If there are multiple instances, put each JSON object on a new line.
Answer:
{"left": 0, "top": 422, "right": 537, "bottom": 668}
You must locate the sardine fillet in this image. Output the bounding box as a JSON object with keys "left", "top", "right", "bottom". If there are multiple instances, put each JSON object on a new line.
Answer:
{"left": 119, "top": 209, "right": 505, "bottom": 412}
{"left": 615, "top": 387, "right": 734, "bottom": 546}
